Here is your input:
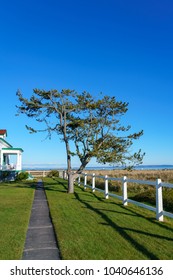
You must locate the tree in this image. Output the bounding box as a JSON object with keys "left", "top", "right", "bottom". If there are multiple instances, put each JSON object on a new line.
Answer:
{"left": 16, "top": 89, "right": 145, "bottom": 193}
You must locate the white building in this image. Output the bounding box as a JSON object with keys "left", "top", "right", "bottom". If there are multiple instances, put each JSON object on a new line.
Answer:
{"left": 0, "top": 129, "right": 23, "bottom": 171}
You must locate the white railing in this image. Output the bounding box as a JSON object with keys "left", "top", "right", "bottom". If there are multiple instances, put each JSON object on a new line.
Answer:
{"left": 77, "top": 173, "right": 173, "bottom": 222}
{"left": 0, "top": 164, "right": 16, "bottom": 171}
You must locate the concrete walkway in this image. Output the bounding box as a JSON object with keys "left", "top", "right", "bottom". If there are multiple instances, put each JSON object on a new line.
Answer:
{"left": 22, "top": 180, "right": 60, "bottom": 260}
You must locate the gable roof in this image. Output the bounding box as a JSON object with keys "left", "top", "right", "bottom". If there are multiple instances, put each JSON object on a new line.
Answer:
{"left": 0, "top": 129, "right": 7, "bottom": 136}
{"left": 0, "top": 137, "right": 12, "bottom": 148}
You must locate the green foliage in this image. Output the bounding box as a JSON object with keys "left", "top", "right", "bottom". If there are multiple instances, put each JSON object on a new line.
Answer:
{"left": 47, "top": 170, "right": 59, "bottom": 178}
{"left": 133, "top": 190, "right": 156, "bottom": 205}
{"left": 0, "top": 171, "right": 9, "bottom": 179}
{"left": 16, "top": 171, "right": 29, "bottom": 181}
{"left": 133, "top": 189, "right": 173, "bottom": 212}
{"left": 163, "top": 189, "right": 173, "bottom": 212}
{"left": 16, "top": 88, "right": 145, "bottom": 192}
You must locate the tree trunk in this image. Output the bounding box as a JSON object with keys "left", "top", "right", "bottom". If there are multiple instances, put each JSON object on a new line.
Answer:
{"left": 67, "top": 161, "right": 89, "bottom": 193}
{"left": 67, "top": 173, "right": 74, "bottom": 193}
{"left": 67, "top": 172, "right": 79, "bottom": 193}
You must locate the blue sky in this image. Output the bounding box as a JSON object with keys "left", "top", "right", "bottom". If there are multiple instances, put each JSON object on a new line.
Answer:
{"left": 0, "top": 0, "right": 173, "bottom": 168}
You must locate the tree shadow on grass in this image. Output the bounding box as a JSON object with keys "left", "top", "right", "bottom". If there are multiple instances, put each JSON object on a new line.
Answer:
{"left": 84, "top": 187, "right": 173, "bottom": 234}
{"left": 43, "top": 178, "right": 68, "bottom": 193}
{"left": 9, "top": 182, "right": 37, "bottom": 190}
{"left": 74, "top": 191, "right": 173, "bottom": 260}
{"left": 118, "top": 203, "right": 173, "bottom": 233}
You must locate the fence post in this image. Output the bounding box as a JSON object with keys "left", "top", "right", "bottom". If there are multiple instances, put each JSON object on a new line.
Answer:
{"left": 122, "top": 176, "right": 128, "bottom": 206}
{"left": 156, "top": 178, "right": 163, "bottom": 222}
{"left": 84, "top": 173, "right": 87, "bottom": 190}
{"left": 63, "top": 170, "right": 67, "bottom": 180}
{"left": 105, "top": 175, "right": 109, "bottom": 199}
{"left": 92, "top": 173, "right": 95, "bottom": 192}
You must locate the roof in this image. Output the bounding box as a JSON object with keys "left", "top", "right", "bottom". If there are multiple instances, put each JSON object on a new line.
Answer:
{"left": 2, "top": 148, "right": 24, "bottom": 152}
{"left": 0, "top": 129, "right": 7, "bottom": 136}
{"left": 0, "top": 138, "right": 12, "bottom": 148}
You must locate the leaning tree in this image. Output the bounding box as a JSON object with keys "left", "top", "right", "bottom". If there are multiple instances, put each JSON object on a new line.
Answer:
{"left": 16, "top": 89, "right": 145, "bottom": 193}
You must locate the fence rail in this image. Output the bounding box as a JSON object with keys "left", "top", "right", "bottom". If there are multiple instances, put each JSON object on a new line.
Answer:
{"left": 26, "top": 170, "right": 51, "bottom": 177}
{"left": 77, "top": 172, "right": 173, "bottom": 222}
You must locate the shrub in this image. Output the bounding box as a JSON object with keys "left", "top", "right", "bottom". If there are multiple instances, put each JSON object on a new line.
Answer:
{"left": 16, "top": 171, "right": 29, "bottom": 181}
{"left": 133, "top": 189, "right": 173, "bottom": 213}
{"left": 0, "top": 171, "right": 9, "bottom": 179}
{"left": 163, "top": 189, "right": 173, "bottom": 212}
{"left": 47, "top": 170, "right": 59, "bottom": 178}
{"left": 133, "top": 190, "right": 156, "bottom": 205}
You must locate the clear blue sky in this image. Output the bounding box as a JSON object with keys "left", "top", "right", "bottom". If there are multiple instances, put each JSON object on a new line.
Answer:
{"left": 0, "top": 0, "right": 173, "bottom": 168}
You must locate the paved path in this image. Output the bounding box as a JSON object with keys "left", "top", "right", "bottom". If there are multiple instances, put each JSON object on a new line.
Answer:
{"left": 22, "top": 180, "right": 60, "bottom": 260}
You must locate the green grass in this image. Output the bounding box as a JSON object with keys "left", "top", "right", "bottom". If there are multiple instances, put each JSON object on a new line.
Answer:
{"left": 44, "top": 177, "right": 173, "bottom": 260}
{"left": 0, "top": 181, "right": 35, "bottom": 259}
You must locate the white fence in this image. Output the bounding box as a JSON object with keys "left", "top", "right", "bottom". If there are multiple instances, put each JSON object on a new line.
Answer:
{"left": 26, "top": 170, "right": 50, "bottom": 177}
{"left": 27, "top": 170, "right": 64, "bottom": 178}
{"left": 77, "top": 173, "right": 173, "bottom": 222}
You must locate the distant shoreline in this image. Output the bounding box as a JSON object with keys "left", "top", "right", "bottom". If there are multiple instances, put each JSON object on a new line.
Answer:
{"left": 23, "top": 164, "right": 173, "bottom": 171}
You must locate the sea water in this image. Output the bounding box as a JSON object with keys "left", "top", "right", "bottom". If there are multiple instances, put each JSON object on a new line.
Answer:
{"left": 23, "top": 164, "right": 173, "bottom": 171}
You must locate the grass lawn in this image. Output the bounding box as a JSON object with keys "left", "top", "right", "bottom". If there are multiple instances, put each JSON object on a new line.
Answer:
{"left": 0, "top": 181, "right": 35, "bottom": 260}
{"left": 45, "top": 177, "right": 173, "bottom": 260}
